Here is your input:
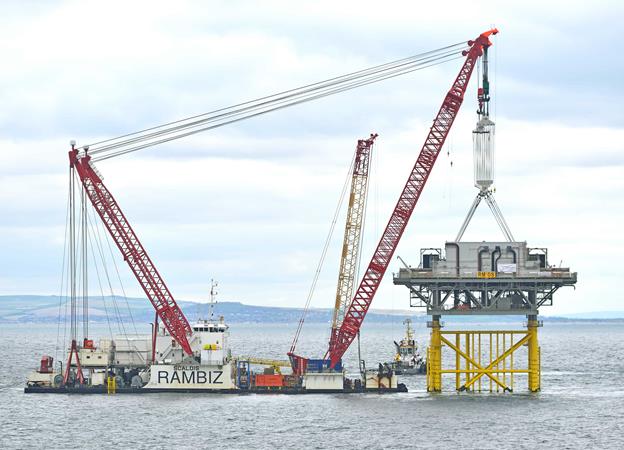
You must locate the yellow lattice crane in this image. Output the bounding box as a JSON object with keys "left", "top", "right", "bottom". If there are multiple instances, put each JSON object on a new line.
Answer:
{"left": 329, "top": 134, "right": 377, "bottom": 346}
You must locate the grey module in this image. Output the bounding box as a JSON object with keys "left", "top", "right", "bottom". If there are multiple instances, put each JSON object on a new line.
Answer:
{"left": 393, "top": 241, "right": 577, "bottom": 316}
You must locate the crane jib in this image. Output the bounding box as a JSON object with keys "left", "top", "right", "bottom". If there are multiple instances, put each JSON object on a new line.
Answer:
{"left": 330, "top": 135, "right": 376, "bottom": 336}
{"left": 68, "top": 149, "right": 194, "bottom": 356}
{"left": 327, "top": 29, "right": 498, "bottom": 368}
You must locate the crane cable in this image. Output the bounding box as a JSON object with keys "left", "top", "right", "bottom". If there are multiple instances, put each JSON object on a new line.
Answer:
{"left": 91, "top": 52, "right": 463, "bottom": 161}
{"left": 83, "top": 42, "right": 468, "bottom": 162}
{"left": 289, "top": 152, "right": 356, "bottom": 353}
{"left": 87, "top": 42, "right": 464, "bottom": 153}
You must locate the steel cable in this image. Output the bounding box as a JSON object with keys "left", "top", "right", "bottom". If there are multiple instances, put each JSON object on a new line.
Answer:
{"left": 92, "top": 52, "right": 465, "bottom": 162}
{"left": 89, "top": 49, "right": 464, "bottom": 158}
{"left": 86, "top": 41, "right": 466, "bottom": 153}
{"left": 92, "top": 49, "right": 462, "bottom": 156}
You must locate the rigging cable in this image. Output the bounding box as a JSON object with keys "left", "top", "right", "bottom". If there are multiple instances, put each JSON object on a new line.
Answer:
{"left": 290, "top": 152, "right": 357, "bottom": 353}
{"left": 55, "top": 173, "right": 71, "bottom": 365}
{"left": 87, "top": 207, "right": 146, "bottom": 361}
{"left": 69, "top": 167, "right": 76, "bottom": 342}
{"left": 93, "top": 54, "right": 464, "bottom": 161}
{"left": 81, "top": 45, "right": 467, "bottom": 161}
{"left": 87, "top": 42, "right": 465, "bottom": 151}
{"left": 99, "top": 208, "right": 139, "bottom": 336}
{"left": 86, "top": 217, "right": 116, "bottom": 341}
{"left": 87, "top": 207, "right": 130, "bottom": 338}
{"left": 81, "top": 184, "right": 88, "bottom": 341}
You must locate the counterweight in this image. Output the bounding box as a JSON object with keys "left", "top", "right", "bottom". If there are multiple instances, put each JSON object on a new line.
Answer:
{"left": 327, "top": 29, "right": 499, "bottom": 367}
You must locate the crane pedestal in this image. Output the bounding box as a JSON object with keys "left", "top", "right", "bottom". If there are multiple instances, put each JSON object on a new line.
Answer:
{"left": 395, "top": 241, "right": 575, "bottom": 393}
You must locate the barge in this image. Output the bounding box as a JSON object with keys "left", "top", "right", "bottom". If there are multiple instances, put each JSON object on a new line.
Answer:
{"left": 25, "top": 315, "right": 406, "bottom": 395}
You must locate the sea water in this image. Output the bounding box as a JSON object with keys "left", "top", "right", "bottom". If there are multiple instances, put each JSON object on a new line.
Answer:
{"left": 1, "top": 321, "right": 623, "bottom": 449}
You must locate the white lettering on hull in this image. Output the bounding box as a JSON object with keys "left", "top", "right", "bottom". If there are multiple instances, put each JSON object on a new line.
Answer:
{"left": 147, "top": 364, "right": 233, "bottom": 390}
{"left": 157, "top": 370, "right": 223, "bottom": 384}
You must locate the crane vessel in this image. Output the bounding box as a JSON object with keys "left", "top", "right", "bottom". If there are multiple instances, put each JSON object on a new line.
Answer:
{"left": 25, "top": 29, "right": 498, "bottom": 394}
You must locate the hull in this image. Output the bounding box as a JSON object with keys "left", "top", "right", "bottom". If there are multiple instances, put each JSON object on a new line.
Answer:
{"left": 24, "top": 384, "right": 408, "bottom": 394}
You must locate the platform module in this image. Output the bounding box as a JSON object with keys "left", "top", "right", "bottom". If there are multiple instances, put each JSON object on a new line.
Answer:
{"left": 394, "top": 241, "right": 577, "bottom": 316}
{"left": 394, "top": 242, "right": 577, "bottom": 393}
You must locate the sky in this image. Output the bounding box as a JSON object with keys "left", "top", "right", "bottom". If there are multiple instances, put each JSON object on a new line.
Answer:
{"left": 1, "top": 0, "right": 622, "bottom": 315}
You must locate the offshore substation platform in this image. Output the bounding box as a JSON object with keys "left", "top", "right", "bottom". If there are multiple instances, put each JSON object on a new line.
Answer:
{"left": 394, "top": 44, "right": 577, "bottom": 393}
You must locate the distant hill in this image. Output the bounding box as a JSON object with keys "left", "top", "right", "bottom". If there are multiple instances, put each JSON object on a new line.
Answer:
{"left": 0, "top": 295, "right": 424, "bottom": 324}
{"left": 0, "top": 295, "right": 622, "bottom": 324}
{"left": 544, "top": 311, "right": 624, "bottom": 319}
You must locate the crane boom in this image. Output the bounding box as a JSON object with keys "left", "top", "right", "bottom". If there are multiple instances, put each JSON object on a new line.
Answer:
{"left": 68, "top": 148, "right": 194, "bottom": 355}
{"left": 330, "top": 134, "right": 377, "bottom": 337}
{"left": 327, "top": 29, "right": 498, "bottom": 367}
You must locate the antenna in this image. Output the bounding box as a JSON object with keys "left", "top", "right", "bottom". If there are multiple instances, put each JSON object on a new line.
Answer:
{"left": 403, "top": 318, "right": 414, "bottom": 341}
{"left": 209, "top": 279, "right": 218, "bottom": 321}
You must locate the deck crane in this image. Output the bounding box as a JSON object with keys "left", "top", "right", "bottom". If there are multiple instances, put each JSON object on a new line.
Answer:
{"left": 326, "top": 28, "right": 499, "bottom": 367}
{"left": 288, "top": 134, "right": 377, "bottom": 374}
{"left": 68, "top": 148, "right": 194, "bottom": 356}
{"left": 330, "top": 134, "right": 377, "bottom": 343}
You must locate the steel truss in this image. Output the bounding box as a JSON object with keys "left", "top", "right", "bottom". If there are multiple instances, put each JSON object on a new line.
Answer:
{"left": 69, "top": 148, "right": 193, "bottom": 355}
{"left": 398, "top": 278, "right": 570, "bottom": 315}
{"left": 427, "top": 319, "right": 541, "bottom": 392}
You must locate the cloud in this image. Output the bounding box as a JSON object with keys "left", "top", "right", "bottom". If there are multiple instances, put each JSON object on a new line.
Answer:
{"left": 1, "top": 0, "right": 622, "bottom": 317}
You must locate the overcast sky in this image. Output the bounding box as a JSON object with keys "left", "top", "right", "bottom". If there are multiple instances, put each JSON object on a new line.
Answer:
{"left": 1, "top": 0, "right": 622, "bottom": 315}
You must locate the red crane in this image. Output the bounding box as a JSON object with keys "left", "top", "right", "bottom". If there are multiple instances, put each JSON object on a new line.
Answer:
{"left": 57, "top": 33, "right": 492, "bottom": 377}
{"left": 326, "top": 28, "right": 498, "bottom": 367}
{"left": 68, "top": 148, "right": 194, "bottom": 355}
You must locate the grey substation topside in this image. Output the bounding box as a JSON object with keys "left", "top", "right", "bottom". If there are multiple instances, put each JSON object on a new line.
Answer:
{"left": 393, "top": 241, "right": 577, "bottom": 316}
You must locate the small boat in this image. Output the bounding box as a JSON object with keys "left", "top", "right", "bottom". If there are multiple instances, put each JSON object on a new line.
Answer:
{"left": 390, "top": 319, "right": 426, "bottom": 375}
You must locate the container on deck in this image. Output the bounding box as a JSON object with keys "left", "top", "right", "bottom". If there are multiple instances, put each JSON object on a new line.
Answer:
{"left": 305, "top": 359, "right": 342, "bottom": 373}
{"left": 254, "top": 374, "right": 284, "bottom": 387}
{"left": 304, "top": 372, "right": 344, "bottom": 391}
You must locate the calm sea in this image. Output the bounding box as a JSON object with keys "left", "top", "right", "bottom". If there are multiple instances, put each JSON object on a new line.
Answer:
{"left": 1, "top": 321, "right": 623, "bottom": 449}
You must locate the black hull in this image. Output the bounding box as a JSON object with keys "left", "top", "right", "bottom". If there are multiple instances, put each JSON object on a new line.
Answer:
{"left": 24, "top": 384, "right": 408, "bottom": 395}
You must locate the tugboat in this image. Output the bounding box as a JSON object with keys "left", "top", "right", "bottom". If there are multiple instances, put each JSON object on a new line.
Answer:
{"left": 390, "top": 319, "right": 426, "bottom": 375}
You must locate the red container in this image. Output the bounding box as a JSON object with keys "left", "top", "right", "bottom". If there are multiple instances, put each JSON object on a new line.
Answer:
{"left": 254, "top": 374, "right": 284, "bottom": 387}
